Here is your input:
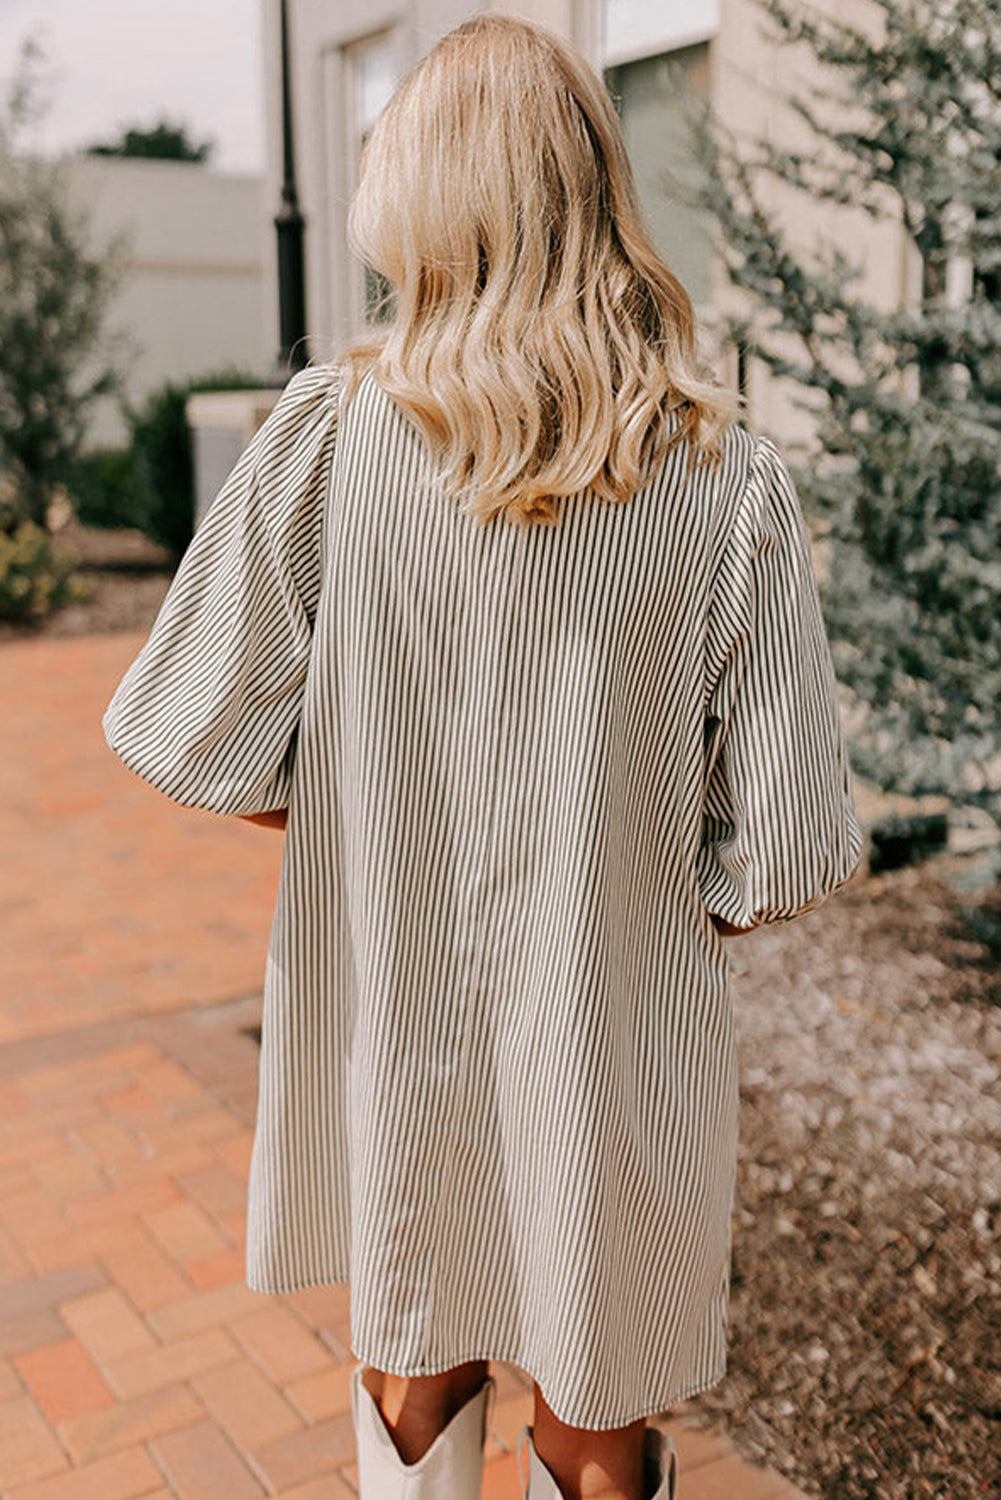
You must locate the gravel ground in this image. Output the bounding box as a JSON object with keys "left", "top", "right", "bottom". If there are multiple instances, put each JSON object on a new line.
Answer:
{"left": 692, "top": 863, "right": 1001, "bottom": 1500}
{"left": 6, "top": 528, "right": 1000, "bottom": 1497}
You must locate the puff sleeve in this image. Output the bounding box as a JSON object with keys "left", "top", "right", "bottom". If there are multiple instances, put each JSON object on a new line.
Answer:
{"left": 102, "top": 363, "right": 341, "bottom": 816}
{"left": 697, "top": 435, "right": 863, "bottom": 928}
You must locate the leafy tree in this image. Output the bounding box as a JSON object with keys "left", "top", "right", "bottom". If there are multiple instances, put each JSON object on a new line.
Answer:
{"left": 0, "top": 37, "right": 123, "bottom": 529}
{"left": 86, "top": 118, "right": 214, "bottom": 164}
{"left": 698, "top": 0, "right": 1001, "bottom": 838}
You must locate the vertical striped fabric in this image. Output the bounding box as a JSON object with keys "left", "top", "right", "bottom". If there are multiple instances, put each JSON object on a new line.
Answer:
{"left": 103, "top": 362, "right": 862, "bottom": 1429}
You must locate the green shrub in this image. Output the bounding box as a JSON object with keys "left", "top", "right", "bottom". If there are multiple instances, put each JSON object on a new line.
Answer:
{"left": 0, "top": 521, "right": 91, "bottom": 622}
{"left": 126, "top": 368, "right": 263, "bottom": 558}
{"left": 129, "top": 383, "right": 194, "bottom": 558}
{"left": 188, "top": 367, "right": 265, "bottom": 395}
{"left": 68, "top": 447, "right": 140, "bottom": 530}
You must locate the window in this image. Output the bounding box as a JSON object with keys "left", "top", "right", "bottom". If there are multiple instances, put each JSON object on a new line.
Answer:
{"left": 345, "top": 32, "right": 398, "bottom": 325}
{"left": 604, "top": 42, "right": 715, "bottom": 309}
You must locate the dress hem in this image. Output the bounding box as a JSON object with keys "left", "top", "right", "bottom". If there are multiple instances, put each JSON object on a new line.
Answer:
{"left": 348, "top": 1344, "right": 729, "bottom": 1430}
{"left": 245, "top": 1267, "right": 728, "bottom": 1431}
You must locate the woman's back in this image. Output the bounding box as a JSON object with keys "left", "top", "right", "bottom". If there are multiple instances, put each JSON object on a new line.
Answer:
{"left": 322, "top": 365, "right": 748, "bottom": 993}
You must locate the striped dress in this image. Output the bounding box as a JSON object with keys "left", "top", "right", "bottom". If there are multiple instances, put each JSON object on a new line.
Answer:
{"left": 103, "top": 361, "right": 862, "bottom": 1429}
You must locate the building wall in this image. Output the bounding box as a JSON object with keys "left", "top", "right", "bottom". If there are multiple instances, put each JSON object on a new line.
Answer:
{"left": 63, "top": 156, "right": 270, "bottom": 449}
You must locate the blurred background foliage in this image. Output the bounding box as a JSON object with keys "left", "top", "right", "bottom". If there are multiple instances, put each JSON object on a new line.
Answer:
{"left": 69, "top": 368, "right": 265, "bottom": 560}
{"left": 0, "top": 37, "right": 123, "bottom": 538}
{"left": 84, "top": 117, "right": 215, "bottom": 164}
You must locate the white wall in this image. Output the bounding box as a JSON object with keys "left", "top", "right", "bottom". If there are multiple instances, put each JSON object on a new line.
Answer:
{"left": 63, "top": 155, "right": 271, "bottom": 449}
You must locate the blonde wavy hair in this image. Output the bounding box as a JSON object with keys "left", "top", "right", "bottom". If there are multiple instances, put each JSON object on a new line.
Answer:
{"left": 342, "top": 12, "right": 736, "bottom": 526}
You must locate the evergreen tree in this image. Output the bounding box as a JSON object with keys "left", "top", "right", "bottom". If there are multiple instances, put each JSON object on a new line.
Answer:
{"left": 698, "top": 0, "right": 1001, "bottom": 839}
{"left": 86, "top": 118, "right": 214, "bottom": 164}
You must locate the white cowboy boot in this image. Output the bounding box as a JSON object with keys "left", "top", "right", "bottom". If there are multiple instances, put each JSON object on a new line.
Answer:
{"left": 350, "top": 1364, "right": 495, "bottom": 1500}
{"left": 516, "top": 1423, "right": 678, "bottom": 1500}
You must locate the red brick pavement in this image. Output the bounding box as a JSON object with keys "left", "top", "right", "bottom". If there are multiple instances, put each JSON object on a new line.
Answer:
{"left": 0, "top": 632, "right": 807, "bottom": 1499}
{"left": 1, "top": 633, "right": 282, "bottom": 1045}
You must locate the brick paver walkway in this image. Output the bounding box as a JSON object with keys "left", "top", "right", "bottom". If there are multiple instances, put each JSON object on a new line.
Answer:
{"left": 3, "top": 633, "right": 283, "bottom": 1046}
{"left": 0, "top": 633, "right": 806, "bottom": 1500}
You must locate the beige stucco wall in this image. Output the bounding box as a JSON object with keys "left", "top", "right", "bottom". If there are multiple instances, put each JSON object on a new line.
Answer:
{"left": 486, "top": 0, "right": 589, "bottom": 49}
{"left": 63, "top": 156, "right": 270, "bottom": 449}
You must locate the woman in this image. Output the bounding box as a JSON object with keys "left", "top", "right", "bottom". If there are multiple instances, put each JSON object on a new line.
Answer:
{"left": 103, "top": 14, "right": 862, "bottom": 1500}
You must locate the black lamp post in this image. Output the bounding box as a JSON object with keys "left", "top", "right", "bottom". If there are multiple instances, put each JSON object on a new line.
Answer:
{"left": 275, "top": 0, "right": 307, "bottom": 373}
